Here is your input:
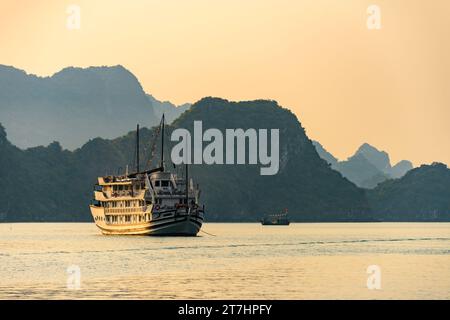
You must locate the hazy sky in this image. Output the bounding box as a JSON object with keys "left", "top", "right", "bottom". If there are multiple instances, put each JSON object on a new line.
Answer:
{"left": 1, "top": 0, "right": 449, "bottom": 166}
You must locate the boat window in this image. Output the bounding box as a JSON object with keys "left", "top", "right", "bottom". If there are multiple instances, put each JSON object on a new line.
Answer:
{"left": 161, "top": 180, "right": 169, "bottom": 187}
{"left": 155, "top": 180, "right": 160, "bottom": 187}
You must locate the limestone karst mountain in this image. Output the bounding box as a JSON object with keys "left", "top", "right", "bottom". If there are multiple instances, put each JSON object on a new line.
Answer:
{"left": 0, "top": 65, "right": 188, "bottom": 150}
{"left": 0, "top": 98, "right": 372, "bottom": 222}
{"left": 147, "top": 94, "right": 191, "bottom": 124}
{"left": 367, "top": 163, "right": 450, "bottom": 221}
{"left": 313, "top": 141, "right": 413, "bottom": 189}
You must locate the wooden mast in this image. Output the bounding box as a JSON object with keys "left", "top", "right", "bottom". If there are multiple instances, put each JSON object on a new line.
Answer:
{"left": 160, "top": 114, "right": 165, "bottom": 170}
{"left": 136, "top": 124, "right": 140, "bottom": 173}
{"left": 185, "top": 161, "right": 189, "bottom": 206}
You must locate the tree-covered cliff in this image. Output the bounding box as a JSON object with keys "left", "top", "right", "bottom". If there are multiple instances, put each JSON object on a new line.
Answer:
{"left": 367, "top": 163, "right": 450, "bottom": 221}
{"left": 0, "top": 98, "right": 372, "bottom": 222}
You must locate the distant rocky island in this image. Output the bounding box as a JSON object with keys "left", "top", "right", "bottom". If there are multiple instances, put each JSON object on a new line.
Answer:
{"left": 0, "top": 65, "right": 189, "bottom": 150}
{"left": 0, "top": 65, "right": 449, "bottom": 222}
{"left": 313, "top": 141, "right": 413, "bottom": 189}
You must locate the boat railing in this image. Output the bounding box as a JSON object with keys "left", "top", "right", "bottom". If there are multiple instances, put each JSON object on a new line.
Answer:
{"left": 108, "top": 190, "right": 146, "bottom": 198}
{"left": 104, "top": 206, "right": 148, "bottom": 214}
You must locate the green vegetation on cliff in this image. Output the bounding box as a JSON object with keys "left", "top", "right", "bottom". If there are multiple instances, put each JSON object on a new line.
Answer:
{"left": 367, "top": 163, "right": 450, "bottom": 221}
{"left": 170, "top": 98, "right": 371, "bottom": 221}
{"left": 0, "top": 98, "right": 372, "bottom": 222}
{"left": 2, "top": 98, "right": 448, "bottom": 222}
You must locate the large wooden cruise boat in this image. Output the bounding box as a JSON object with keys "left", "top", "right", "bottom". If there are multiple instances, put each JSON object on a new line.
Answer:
{"left": 89, "top": 116, "right": 204, "bottom": 236}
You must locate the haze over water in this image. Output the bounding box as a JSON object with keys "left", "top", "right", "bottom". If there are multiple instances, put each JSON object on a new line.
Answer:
{"left": 0, "top": 223, "right": 449, "bottom": 299}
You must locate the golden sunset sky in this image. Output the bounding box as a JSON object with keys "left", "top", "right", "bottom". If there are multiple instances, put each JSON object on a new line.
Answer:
{"left": 0, "top": 0, "right": 449, "bottom": 166}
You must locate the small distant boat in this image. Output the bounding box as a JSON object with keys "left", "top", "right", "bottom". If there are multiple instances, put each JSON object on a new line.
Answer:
{"left": 261, "top": 209, "right": 290, "bottom": 226}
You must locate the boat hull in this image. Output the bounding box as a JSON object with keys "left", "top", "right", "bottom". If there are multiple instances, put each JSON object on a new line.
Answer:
{"left": 261, "top": 221, "right": 290, "bottom": 226}
{"left": 90, "top": 205, "right": 203, "bottom": 236}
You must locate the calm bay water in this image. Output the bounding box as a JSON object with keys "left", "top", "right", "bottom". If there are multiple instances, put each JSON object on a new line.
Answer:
{"left": 0, "top": 222, "right": 449, "bottom": 299}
